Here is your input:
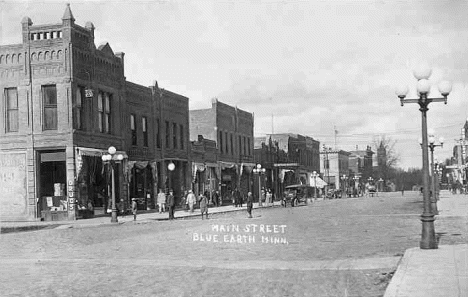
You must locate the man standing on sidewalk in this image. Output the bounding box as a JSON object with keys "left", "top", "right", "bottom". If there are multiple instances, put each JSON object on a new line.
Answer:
{"left": 187, "top": 190, "right": 196, "bottom": 213}
{"left": 246, "top": 192, "right": 253, "bottom": 218}
{"left": 167, "top": 189, "right": 175, "bottom": 220}
{"left": 157, "top": 189, "right": 166, "bottom": 214}
{"left": 199, "top": 193, "right": 209, "bottom": 220}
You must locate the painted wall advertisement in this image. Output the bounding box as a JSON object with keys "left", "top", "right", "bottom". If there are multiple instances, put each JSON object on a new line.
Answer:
{"left": 0, "top": 153, "right": 27, "bottom": 218}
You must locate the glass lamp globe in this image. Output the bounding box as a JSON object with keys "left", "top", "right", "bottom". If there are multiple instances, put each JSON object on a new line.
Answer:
{"left": 395, "top": 85, "right": 409, "bottom": 98}
{"left": 116, "top": 154, "right": 124, "bottom": 161}
{"left": 417, "top": 79, "right": 431, "bottom": 94}
{"left": 428, "top": 135, "right": 436, "bottom": 144}
{"left": 418, "top": 137, "right": 423, "bottom": 145}
{"left": 168, "top": 162, "right": 175, "bottom": 171}
{"left": 438, "top": 137, "right": 444, "bottom": 144}
{"left": 413, "top": 63, "right": 432, "bottom": 80}
{"left": 256, "top": 164, "right": 261, "bottom": 169}
{"left": 108, "top": 146, "right": 117, "bottom": 155}
{"left": 427, "top": 128, "right": 435, "bottom": 136}
{"left": 438, "top": 81, "right": 452, "bottom": 96}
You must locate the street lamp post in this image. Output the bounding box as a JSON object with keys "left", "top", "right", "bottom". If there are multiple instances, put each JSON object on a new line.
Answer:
{"left": 396, "top": 63, "right": 452, "bottom": 249}
{"left": 101, "top": 146, "right": 124, "bottom": 223}
{"left": 341, "top": 175, "right": 347, "bottom": 198}
{"left": 167, "top": 162, "right": 175, "bottom": 192}
{"left": 420, "top": 132, "right": 444, "bottom": 215}
{"left": 353, "top": 176, "right": 360, "bottom": 197}
{"left": 253, "top": 164, "right": 266, "bottom": 206}
{"left": 378, "top": 178, "right": 384, "bottom": 193}
{"left": 311, "top": 171, "right": 318, "bottom": 199}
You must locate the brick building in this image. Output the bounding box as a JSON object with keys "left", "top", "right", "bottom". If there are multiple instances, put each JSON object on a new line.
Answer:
{"left": 255, "top": 133, "right": 321, "bottom": 198}
{"left": 320, "top": 149, "right": 351, "bottom": 190}
{"left": 348, "top": 145, "right": 374, "bottom": 181}
{"left": 0, "top": 5, "right": 190, "bottom": 221}
{"left": 190, "top": 99, "right": 254, "bottom": 202}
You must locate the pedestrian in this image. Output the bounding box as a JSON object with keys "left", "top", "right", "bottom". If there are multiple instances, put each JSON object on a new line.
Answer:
{"left": 181, "top": 190, "right": 188, "bottom": 211}
{"left": 199, "top": 193, "right": 209, "bottom": 220}
{"left": 401, "top": 187, "right": 404, "bottom": 196}
{"left": 187, "top": 190, "right": 196, "bottom": 213}
{"left": 259, "top": 189, "right": 265, "bottom": 207}
{"left": 131, "top": 198, "right": 138, "bottom": 221}
{"left": 212, "top": 190, "right": 219, "bottom": 207}
{"left": 167, "top": 189, "right": 175, "bottom": 220}
{"left": 233, "top": 188, "right": 240, "bottom": 207}
{"left": 157, "top": 188, "right": 166, "bottom": 213}
{"left": 246, "top": 192, "right": 253, "bottom": 218}
{"left": 266, "top": 189, "right": 272, "bottom": 207}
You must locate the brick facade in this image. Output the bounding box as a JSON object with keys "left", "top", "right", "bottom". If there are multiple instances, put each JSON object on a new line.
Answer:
{"left": 190, "top": 99, "right": 254, "bottom": 202}
{"left": 0, "top": 5, "right": 190, "bottom": 220}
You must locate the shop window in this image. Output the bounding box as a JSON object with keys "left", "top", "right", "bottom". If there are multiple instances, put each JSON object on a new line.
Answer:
{"left": 179, "top": 124, "right": 184, "bottom": 150}
{"left": 42, "top": 85, "right": 57, "bottom": 130}
{"left": 73, "top": 86, "right": 84, "bottom": 130}
{"left": 142, "top": 116, "right": 148, "bottom": 147}
{"left": 165, "top": 121, "right": 170, "bottom": 149}
{"left": 173, "top": 122, "right": 178, "bottom": 149}
{"left": 131, "top": 114, "right": 137, "bottom": 146}
{"left": 5, "top": 88, "right": 18, "bottom": 132}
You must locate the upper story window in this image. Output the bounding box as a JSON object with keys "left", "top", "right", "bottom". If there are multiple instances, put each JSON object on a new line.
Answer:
{"left": 219, "top": 131, "right": 223, "bottom": 153}
{"left": 230, "top": 133, "right": 234, "bottom": 155}
{"left": 142, "top": 116, "right": 148, "bottom": 147}
{"left": 248, "top": 137, "right": 251, "bottom": 156}
{"left": 130, "top": 114, "right": 137, "bottom": 146}
{"left": 239, "top": 135, "right": 242, "bottom": 156}
{"left": 98, "top": 92, "right": 111, "bottom": 134}
{"left": 156, "top": 118, "right": 161, "bottom": 148}
{"left": 225, "top": 131, "right": 229, "bottom": 154}
{"left": 5, "top": 88, "right": 18, "bottom": 132}
{"left": 173, "top": 123, "right": 178, "bottom": 149}
{"left": 165, "top": 121, "right": 170, "bottom": 149}
{"left": 73, "top": 86, "right": 84, "bottom": 130}
{"left": 42, "top": 85, "right": 57, "bottom": 130}
{"left": 179, "top": 124, "right": 184, "bottom": 150}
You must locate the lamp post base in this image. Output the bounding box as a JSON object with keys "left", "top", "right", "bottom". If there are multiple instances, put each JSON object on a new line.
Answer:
{"left": 111, "top": 210, "right": 118, "bottom": 223}
{"left": 420, "top": 213, "right": 437, "bottom": 249}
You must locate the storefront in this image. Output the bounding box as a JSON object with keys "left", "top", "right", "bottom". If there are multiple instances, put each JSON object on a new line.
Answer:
{"left": 219, "top": 161, "right": 238, "bottom": 203}
{"left": 128, "top": 161, "right": 155, "bottom": 210}
{"left": 37, "top": 149, "right": 68, "bottom": 221}
{"left": 75, "top": 147, "right": 127, "bottom": 218}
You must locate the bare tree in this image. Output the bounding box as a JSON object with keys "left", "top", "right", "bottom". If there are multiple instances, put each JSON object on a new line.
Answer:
{"left": 373, "top": 135, "right": 400, "bottom": 190}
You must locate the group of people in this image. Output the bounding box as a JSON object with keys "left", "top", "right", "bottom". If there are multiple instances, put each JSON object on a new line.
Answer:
{"left": 129, "top": 187, "right": 262, "bottom": 221}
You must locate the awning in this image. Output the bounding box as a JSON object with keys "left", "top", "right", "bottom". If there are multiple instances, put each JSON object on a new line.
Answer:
{"left": 76, "top": 147, "right": 128, "bottom": 159}
{"left": 309, "top": 176, "right": 327, "bottom": 188}
{"left": 219, "top": 161, "right": 236, "bottom": 169}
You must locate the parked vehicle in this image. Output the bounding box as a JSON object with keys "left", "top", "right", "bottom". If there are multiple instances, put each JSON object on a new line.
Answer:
{"left": 282, "top": 184, "right": 313, "bottom": 207}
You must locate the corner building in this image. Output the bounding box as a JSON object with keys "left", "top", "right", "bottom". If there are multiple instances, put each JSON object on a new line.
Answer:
{"left": 0, "top": 5, "right": 190, "bottom": 221}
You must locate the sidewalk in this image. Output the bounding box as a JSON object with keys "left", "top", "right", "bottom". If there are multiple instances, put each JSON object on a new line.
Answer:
{"left": 384, "top": 191, "right": 468, "bottom": 297}
{"left": 0, "top": 201, "right": 282, "bottom": 232}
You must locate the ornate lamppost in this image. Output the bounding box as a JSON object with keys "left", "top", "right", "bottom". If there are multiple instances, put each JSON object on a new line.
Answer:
{"left": 253, "top": 164, "right": 266, "bottom": 206}
{"left": 167, "top": 162, "right": 175, "bottom": 192}
{"left": 378, "top": 178, "right": 384, "bottom": 193}
{"left": 341, "top": 175, "right": 347, "bottom": 198}
{"left": 353, "top": 175, "right": 360, "bottom": 197}
{"left": 311, "top": 171, "right": 318, "bottom": 198}
{"left": 101, "top": 146, "right": 124, "bottom": 223}
{"left": 419, "top": 131, "right": 444, "bottom": 215}
{"left": 396, "top": 63, "right": 452, "bottom": 249}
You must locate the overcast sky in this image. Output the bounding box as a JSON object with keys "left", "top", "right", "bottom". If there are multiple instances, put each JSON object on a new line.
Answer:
{"left": 2, "top": 0, "right": 468, "bottom": 169}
